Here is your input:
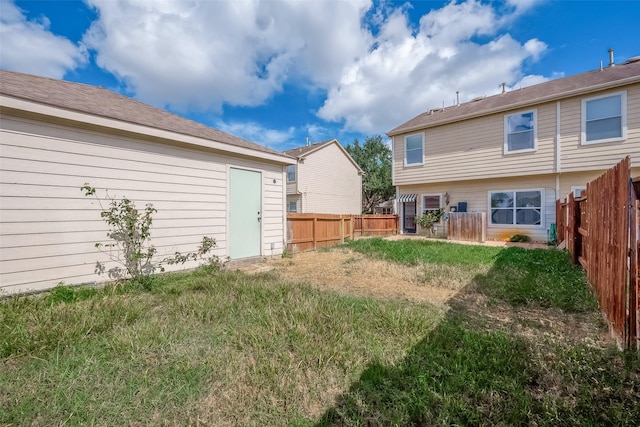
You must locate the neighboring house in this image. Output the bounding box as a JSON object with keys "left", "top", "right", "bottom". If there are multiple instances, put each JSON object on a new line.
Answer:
{"left": 283, "top": 139, "right": 363, "bottom": 214}
{"left": 0, "top": 69, "right": 294, "bottom": 294}
{"left": 373, "top": 198, "right": 395, "bottom": 214}
{"left": 388, "top": 56, "right": 640, "bottom": 241}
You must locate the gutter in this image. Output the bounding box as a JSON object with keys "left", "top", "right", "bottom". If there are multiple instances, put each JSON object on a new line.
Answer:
{"left": 1, "top": 95, "right": 296, "bottom": 165}
{"left": 387, "top": 75, "right": 640, "bottom": 136}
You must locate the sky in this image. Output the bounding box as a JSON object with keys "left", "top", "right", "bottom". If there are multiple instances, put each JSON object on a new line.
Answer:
{"left": 1, "top": 0, "right": 639, "bottom": 152}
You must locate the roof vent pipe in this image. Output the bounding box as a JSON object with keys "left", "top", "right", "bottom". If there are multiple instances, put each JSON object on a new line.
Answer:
{"left": 608, "top": 48, "right": 615, "bottom": 67}
{"left": 501, "top": 82, "right": 506, "bottom": 94}
{"left": 456, "top": 91, "right": 459, "bottom": 105}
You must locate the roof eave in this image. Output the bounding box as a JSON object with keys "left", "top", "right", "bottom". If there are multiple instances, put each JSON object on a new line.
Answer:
{"left": 1, "top": 95, "right": 295, "bottom": 165}
{"left": 387, "top": 74, "right": 640, "bottom": 137}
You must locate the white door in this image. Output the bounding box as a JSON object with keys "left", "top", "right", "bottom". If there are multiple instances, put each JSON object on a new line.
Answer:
{"left": 229, "top": 168, "right": 262, "bottom": 259}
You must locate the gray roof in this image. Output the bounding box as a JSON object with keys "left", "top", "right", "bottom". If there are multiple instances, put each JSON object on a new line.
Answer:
{"left": 0, "top": 69, "right": 286, "bottom": 157}
{"left": 283, "top": 139, "right": 335, "bottom": 158}
{"left": 388, "top": 57, "right": 640, "bottom": 136}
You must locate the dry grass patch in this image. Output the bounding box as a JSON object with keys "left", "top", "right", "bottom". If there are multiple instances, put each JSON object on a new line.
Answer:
{"left": 268, "top": 248, "right": 488, "bottom": 305}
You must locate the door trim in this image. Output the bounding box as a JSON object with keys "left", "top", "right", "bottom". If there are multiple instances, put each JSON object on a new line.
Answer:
{"left": 227, "top": 165, "right": 263, "bottom": 258}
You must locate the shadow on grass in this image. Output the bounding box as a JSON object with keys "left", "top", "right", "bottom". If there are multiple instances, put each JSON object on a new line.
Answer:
{"left": 315, "top": 247, "right": 640, "bottom": 426}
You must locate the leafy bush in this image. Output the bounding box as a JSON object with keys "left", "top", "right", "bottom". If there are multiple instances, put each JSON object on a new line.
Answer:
{"left": 415, "top": 208, "right": 445, "bottom": 234}
{"left": 82, "top": 184, "right": 222, "bottom": 285}
{"left": 509, "top": 234, "right": 531, "bottom": 243}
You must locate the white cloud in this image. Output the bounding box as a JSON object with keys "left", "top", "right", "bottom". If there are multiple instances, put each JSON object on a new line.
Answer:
{"left": 0, "top": 1, "right": 87, "bottom": 78}
{"left": 317, "top": 0, "right": 549, "bottom": 133}
{"left": 4, "top": 0, "right": 550, "bottom": 137}
{"left": 83, "top": 0, "right": 372, "bottom": 112}
{"left": 505, "top": 0, "right": 544, "bottom": 16}
{"left": 214, "top": 119, "right": 296, "bottom": 150}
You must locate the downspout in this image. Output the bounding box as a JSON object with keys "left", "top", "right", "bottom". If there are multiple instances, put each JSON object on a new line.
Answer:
{"left": 282, "top": 166, "right": 287, "bottom": 254}
{"left": 391, "top": 135, "right": 400, "bottom": 231}
{"left": 555, "top": 101, "right": 561, "bottom": 198}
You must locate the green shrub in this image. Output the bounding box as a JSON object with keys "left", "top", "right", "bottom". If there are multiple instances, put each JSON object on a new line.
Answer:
{"left": 509, "top": 234, "right": 531, "bottom": 242}
{"left": 81, "top": 183, "right": 221, "bottom": 285}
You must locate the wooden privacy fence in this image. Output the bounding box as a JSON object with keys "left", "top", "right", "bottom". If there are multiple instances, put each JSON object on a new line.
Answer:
{"left": 556, "top": 157, "right": 639, "bottom": 350}
{"left": 287, "top": 213, "right": 353, "bottom": 253}
{"left": 353, "top": 214, "right": 398, "bottom": 237}
{"left": 447, "top": 212, "right": 486, "bottom": 242}
{"left": 287, "top": 213, "right": 399, "bottom": 253}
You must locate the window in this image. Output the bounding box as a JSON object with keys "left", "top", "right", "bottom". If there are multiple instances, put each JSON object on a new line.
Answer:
{"left": 421, "top": 194, "right": 442, "bottom": 224}
{"left": 404, "top": 133, "right": 424, "bottom": 166}
{"left": 422, "top": 194, "right": 442, "bottom": 214}
{"left": 288, "top": 201, "right": 297, "bottom": 213}
{"left": 582, "top": 91, "right": 626, "bottom": 144}
{"left": 287, "top": 165, "right": 296, "bottom": 182}
{"left": 504, "top": 110, "right": 536, "bottom": 153}
{"left": 490, "top": 190, "right": 542, "bottom": 226}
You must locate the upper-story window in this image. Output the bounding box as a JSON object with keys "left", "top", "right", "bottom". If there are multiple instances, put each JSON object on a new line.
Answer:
{"left": 287, "top": 165, "right": 296, "bottom": 182}
{"left": 581, "top": 91, "right": 627, "bottom": 144}
{"left": 404, "top": 133, "right": 424, "bottom": 166}
{"left": 504, "top": 110, "right": 536, "bottom": 154}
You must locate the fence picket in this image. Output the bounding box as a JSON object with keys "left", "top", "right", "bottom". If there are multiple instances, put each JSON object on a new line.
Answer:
{"left": 447, "top": 212, "right": 486, "bottom": 242}
{"left": 555, "top": 157, "right": 637, "bottom": 349}
{"left": 287, "top": 214, "right": 397, "bottom": 253}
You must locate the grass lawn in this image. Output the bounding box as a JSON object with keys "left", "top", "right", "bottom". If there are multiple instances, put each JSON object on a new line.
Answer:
{"left": 2, "top": 239, "right": 639, "bottom": 426}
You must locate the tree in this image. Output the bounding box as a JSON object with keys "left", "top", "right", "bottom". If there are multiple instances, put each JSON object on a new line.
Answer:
{"left": 346, "top": 135, "right": 395, "bottom": 213}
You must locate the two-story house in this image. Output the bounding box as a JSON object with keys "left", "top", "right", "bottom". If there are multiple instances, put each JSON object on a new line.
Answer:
{"left": 388, "top": 56, "right": 640, "bottom": 241}
{"left": 284, "top": 139, "right": 363, "bottom": 214}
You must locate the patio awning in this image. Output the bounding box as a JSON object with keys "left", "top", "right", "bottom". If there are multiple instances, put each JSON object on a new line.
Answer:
{"left": 398, "top": 194, "right": 417, "bottom": 203}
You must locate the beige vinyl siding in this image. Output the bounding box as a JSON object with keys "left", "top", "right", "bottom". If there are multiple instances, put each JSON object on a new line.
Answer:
{"left": 298, "top": 142, "right": 362, "bottom": 214}
{"left": 557, "top": 167, "right": 640, "bottom": 200}
{"left": 0, "top": 115, "right": 285, "bottom": 294}
{"left": 286, "top": 196, "right": 300, "bottom": 212}
{"left": 560, "top": 84, "right": 640, "bottom": 172}
{"left": 393, "top": 102, "right": 557, "bottom": 186}
{"left": 286, "top": 165, "right": 298, "bottom": 195}
{"left": 398, "top": 174, "right": 556, "bottom": 242}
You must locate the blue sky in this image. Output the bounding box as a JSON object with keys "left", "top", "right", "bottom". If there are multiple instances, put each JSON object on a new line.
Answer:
{"left": 1, "top": 0, "right": 639, "bottom": 151}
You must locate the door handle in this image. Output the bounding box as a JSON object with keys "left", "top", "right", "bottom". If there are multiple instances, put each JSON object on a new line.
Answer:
{"left": 257, "top": 211, "right": 261, "bottom": 222}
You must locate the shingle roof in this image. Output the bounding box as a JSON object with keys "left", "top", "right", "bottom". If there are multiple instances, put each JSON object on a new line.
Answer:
{"left": 283, "top": 139, "right": 335, "bottom": 158}
{"left": 0, "top": 69, "right": 286, "bottom": 157}
{"left": 388, "top": 58, "right": 640, "bottom": 136}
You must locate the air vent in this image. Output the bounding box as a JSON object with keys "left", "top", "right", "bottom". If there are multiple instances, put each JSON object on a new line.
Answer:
{"left": 624, "top": 56, "right": 640, "bottom": 64}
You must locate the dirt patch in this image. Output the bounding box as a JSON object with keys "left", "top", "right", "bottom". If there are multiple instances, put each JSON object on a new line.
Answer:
{"left": 255, "top": 247, "right": 612, "bottom": 348}
{"left": 451, "top": 291, "right": 612, "bottom": 349}
{"left": 263, "top": 248, "right": 487, "bottom": 305}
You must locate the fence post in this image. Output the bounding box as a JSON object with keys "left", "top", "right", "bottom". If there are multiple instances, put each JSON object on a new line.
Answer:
{"left": 348, "top": 216, "right": 353, "bottom": 240}
{"left": 340, "top": 216, "right": 345, "bottom": 243}
{"left": 312, "top": 215, "right": 317, "bottom": 250}
{"left": 632, "top": 199, "right": 640, "bottom": 350}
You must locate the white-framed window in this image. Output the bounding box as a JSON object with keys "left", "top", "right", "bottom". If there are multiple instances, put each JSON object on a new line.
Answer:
{"left": 286, "top": 165, "right": 296, "bottom": 182}
{"left": 504, "top": 109, "right": 537, "bottom": 153}
{"left": 421, "top": 194, "right": 442, "bottom": 214}
{"left": 421, "top": 194, "right": 442, "bottom": 224}
{"left": 581, "top": 91, "right": 627, "bottom": 144}
{"left": 489, "top": 190, "right": 543, "bottom": 226}
{"left": 288, "top": 201, "right": 297, "bottom": 213}
{"left": 404, "top": 133, "right": 424, "bottom": 166}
